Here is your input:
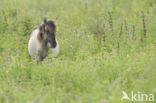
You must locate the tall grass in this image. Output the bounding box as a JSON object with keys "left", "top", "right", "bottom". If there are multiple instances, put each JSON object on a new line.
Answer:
{"left": 0, "top": 0, "right": 155, "bottom": 103}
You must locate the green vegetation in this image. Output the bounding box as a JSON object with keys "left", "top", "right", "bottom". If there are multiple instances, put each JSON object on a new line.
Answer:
{"left": 0, "top": 0, "right": 156, "bottom": 103}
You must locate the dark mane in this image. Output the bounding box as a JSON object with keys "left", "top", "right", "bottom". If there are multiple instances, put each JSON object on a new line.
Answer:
{"left": 46, "top": 21, "right": 56, "bottom": 30}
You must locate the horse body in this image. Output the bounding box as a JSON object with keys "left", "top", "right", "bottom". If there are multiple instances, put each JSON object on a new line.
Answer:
{"left": 28, "top": 28, "right": 50, "bottom": 60}
{"left": 28, "top": 19, "right": 59, "bottom": 61}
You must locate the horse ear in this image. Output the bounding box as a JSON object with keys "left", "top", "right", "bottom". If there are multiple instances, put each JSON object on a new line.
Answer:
{"left": 43, "top": 18, "right": 47, "bottom": 24}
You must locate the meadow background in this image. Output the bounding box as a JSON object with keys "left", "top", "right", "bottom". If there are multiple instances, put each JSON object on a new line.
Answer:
{"left": 0, "top": 0, "right": 156, "bottom": 103}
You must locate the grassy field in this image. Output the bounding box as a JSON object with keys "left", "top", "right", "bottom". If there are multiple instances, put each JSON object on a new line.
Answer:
{"left": 0, "top": 0, "right": 156, "bottom": 103}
